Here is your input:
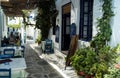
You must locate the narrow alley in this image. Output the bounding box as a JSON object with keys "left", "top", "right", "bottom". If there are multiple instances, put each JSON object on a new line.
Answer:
{"left": 1, "top": 0, "right": 120, "bottom": 78}
{"left": 24, "top": 42, "right": 64, "bottom": 78}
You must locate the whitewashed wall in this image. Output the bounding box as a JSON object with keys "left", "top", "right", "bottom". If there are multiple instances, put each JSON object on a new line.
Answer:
{"left": 50, "top": 0, "right": 80, "bottom": 51}
{"left": 0, "top": 8, "right": 4, "bottom": 46}
{"left": 3, "top": 14, "right": 8, "bottom": 38}
{"left": 53, "top": 0, "right": 103, "bottom": 50}
{"left": 25, "top": 8, "right": 39, "bottom": 43}
{"left": 109, "top": 0, "right": 120, "bottom": 47}
{"left": 78, "top": 0, "right": 103, "bottom": 48}
{"left": 51, "top": 0, "right": 119, "bottom": 51}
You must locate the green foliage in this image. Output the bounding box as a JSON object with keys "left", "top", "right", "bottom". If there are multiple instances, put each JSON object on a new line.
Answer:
{"left": 7, "top": 17, "right": 21, "bottom": 28}
{"left": 71, "top": 46, "right": 117, "bottom": 77}
{"left": 22, "top": 10, "right": 34, "bottom": 29}
{"left": 71, "top": 47, "right": 96, "bottom": 75}
{"left": 35, "top": 34, "right": 41, "bottom": 43}
{"left": 35, "top": 0, "right": 58, "bottom": 40}
{"left": 71, "top": 0, "right": 118, "bottom": 78}
{"left": 90, "top": 1, "right": 116, "bottom": 77}
{"left": 8, "top": 24, "right": 20, "bottom": 28}
{"left": 91, "top": 0, "right": 114, "bottom": 49}
{"left": 22, "top": 10, "right": 29, "bottom": 28}
{"left": 104, "top": 67, "right": 120, "bottom": 78}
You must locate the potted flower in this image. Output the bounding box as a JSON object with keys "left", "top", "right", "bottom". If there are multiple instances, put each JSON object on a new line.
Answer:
{"left": 70, "top": 46, "right": 117, "bottom": 78}
{"left": 70, "top": 47, "right": 96, "bottom": 77}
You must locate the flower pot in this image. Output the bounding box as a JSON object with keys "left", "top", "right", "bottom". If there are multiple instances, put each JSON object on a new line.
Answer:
{"left": 78, "top": 71, "right": 85, "bottom": 76}
{"left": 85, "top": 75, "right": 94, "bottom": 78}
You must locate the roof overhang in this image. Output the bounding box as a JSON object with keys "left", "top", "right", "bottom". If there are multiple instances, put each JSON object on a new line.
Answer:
{"left": 0, "top": 0, "right": 38, "bottom": 17}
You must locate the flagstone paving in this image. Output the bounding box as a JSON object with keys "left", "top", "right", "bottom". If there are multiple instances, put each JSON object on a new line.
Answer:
{"left": 30, "top": 43, "right": 79, "bottom": 78}
{"left": 24, "top": 43, "right": 64, "bottom": 78}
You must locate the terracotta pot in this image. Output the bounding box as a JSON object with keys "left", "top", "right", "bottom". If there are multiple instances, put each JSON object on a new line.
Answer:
{"left": 114, "top": 64, "right": 120, "bottom": 69}
{"left": 78, "top": 71, "right": 85, "bottom": 76}
{"left": 85, "top": 75, "right": 94, "bottom": 78}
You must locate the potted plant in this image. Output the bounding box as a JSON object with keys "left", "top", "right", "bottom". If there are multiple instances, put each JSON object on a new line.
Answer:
{"left": 70, "top": 47, "right": 96, "bottom": 77}
{"left": 70, "top": 45, "right": 117, "bottom": 78}
{"left": 35, "top": 35, "right": 41, "bottom": 45}
{"left": 104, "top": 67, "right": 120, "bottom": 78}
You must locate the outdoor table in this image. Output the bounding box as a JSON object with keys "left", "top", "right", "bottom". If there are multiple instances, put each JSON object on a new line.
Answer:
{"left": 0, "top": 58, "right": 28, "bottom": 78}
{"left": 0, "top": 46, "right": 23, "bottom": 56}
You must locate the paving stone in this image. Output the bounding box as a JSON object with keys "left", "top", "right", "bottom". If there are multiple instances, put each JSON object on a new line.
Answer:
{"left": 24, "top": 43, "right": 64, "bottom": 78}
{"left": 37, "top": 60, "right": 49, "bottom": 65}
{"left": 49, "top": 72, "right": 62, "bottom": 78}
{"left": 27, "top": 74, "right": 34, "bottom": 78}
{"left": 33, "top": 73, "right": 43, "bottom": 78}
{"left": 30, "top": 43, "right": 80, "bottom": 78}
{"left": 44, "top": 74, "right": 49, "bottom": 78}
{"left": 42, "top": 65, "right": 56, "bottom": 72}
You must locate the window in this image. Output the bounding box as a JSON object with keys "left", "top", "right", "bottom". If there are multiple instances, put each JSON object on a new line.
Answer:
{"left": 79, "top": 0, "right": 93, "bottom": 41}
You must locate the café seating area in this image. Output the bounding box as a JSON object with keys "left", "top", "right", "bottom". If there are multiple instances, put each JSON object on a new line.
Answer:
{"left": 0, "top": 39, "right": 27, "bottom": 78}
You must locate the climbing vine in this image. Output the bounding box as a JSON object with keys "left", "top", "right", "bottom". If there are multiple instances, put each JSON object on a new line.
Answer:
{"left": 90, "top": 0, "right": 117, "bottom": 77}
{"left": 71, "top": 0, "right": 117, "bottom": 78}
{"left": 91, "top": 0, "right": 114, "bottom": 50}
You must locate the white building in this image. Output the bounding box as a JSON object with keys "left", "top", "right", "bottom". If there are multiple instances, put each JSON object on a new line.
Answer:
{"left": 49, "top": 0, "right": 120, "bottom": 53}
{"left": 0, "top": 7, "right": 39, "bottom": 46}
{"left": 0, "top": 6, "right": 7, "bottom": 46}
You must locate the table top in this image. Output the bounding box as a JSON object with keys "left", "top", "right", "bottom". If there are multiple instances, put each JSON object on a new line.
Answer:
{"left": 0, "top": 58, "right": 26, "bottom": 70}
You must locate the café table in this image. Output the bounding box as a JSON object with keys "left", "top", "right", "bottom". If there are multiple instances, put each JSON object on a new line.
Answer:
{"left": 0, "top": 46, "right": 23, "bottom": 56}
{"left": 0, "top": 58, "right": 28, "bottom": 78}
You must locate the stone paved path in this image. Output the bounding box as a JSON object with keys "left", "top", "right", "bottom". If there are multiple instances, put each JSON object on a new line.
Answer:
{"left": 24, "top": 43, "right": 64, "bottom": 78}
{"left": 30, "top": 43, "right": 79, "bottom": 78}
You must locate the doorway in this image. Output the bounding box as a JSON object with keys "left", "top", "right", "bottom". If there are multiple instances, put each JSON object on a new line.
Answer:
{"left": 61, "top": 3, "right": 71, "bottom": 51}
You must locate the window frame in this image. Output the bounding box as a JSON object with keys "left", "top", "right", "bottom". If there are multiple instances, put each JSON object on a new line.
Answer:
{"left": 79, "top": 0, "right": 93, "bottom": 41}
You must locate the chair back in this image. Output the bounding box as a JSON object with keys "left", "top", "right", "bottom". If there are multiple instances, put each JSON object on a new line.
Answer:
{"left": 21, "top": 45, "right": 25, "bottom": 57}
{"left": 3, "top": 48, "right": 15, "bottom": 58}
{"left": 0, "top": 68, "right": 11, "bottom": 78}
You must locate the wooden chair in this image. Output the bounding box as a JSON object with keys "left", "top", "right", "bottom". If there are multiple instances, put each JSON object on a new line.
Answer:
{"left": 3, "top": 48, "right": 15, "bottom": 58}
{"left": 0, "top": 68, "right": 11, "bottom": 78}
